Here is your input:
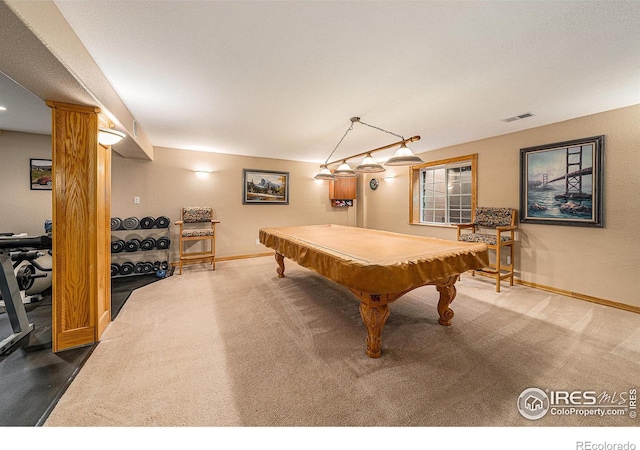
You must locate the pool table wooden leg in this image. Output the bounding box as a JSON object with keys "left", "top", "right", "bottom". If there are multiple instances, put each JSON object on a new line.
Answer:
{"left": 433, "top": 275, "right": 458, "bottom": 326}
{"left": 275, "top": 252, "right": 285, "bottom": 278}
{"left": 358, "top": 299, "right": 390, "bottom": 359}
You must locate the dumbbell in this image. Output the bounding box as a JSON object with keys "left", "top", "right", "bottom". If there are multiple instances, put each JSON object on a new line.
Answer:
{"left": 155, "top": 237, "right": 171, "bottom": 250}
{"left": 110, "top": 217, "right": 123, "bottom": 231}
{"left": 110, "top": 263, "right": 120, "bottom": 277}
{"left": 142, "top": 262, "right": 154, "bottom": 273}
{"left": 140, "top": 237, "right": 156, "bottom": 251}
{"left": 118, "top": 261, "right": 135, "bottom": 276}
{"left": 122, "top": 217, "right": 140, "bottom": 230}
{"left": 125, "top": 239, "right": 141, "bottom": 252}
{"left": 111, "top": 239, "right": 126, "bottom": 253}
{"left": 154, "top": 216, "right": 170, "bottom": 228}
{"left": 140, "top": 216, "right": 155, "bottom": 229}
{"left": 134, "top": 262, "right": 146, "bottom": 274}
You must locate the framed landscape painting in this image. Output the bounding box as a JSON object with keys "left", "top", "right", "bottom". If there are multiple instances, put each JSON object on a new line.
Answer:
{"left": 243, "top": 169, "right": 289, "bottom": 205}
{"left": 519, "top": 136, "right": 603, "bottom": 227}
{"left": 30, "top": 158, "right": 53, "bottom": 190}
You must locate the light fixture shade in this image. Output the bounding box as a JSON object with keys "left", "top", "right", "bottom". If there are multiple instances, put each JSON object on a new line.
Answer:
{"left": 354, "top": 153, "right": 386, "bottom": 173}
{"left": 314, "top": 165, "right": 335, "bottom": 180}
{"left": 333, "top": 161, "right": 357, "bottom": 178}
{"left": 98, "top": 128, "right": 126, "bottom": 146}
{"left": 384, "top": 143, "right": 423, "bottom": 166}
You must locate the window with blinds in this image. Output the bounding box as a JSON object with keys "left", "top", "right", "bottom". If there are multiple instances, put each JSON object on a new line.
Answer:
{"left": 410, "top": 154, "right": 477, "bottom": 226}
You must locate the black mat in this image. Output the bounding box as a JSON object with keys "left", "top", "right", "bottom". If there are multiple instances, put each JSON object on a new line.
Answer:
{"left": 0, "top": 294, "right": 95, "bottom": 426}
{"left": 0, "top": 272, "right": 170, "bottom": 426}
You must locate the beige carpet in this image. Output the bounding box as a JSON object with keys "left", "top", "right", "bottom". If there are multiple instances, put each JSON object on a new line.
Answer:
{"left": 44, "top": 256, "right": 639, "bottom": 427}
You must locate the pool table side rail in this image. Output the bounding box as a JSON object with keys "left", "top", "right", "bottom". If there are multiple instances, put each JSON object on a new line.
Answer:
{"left": 259, "top": 225, "right": 489, "bottom": 293}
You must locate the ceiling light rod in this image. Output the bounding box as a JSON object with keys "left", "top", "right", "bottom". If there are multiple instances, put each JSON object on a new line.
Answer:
{"left": 325, "top": 135, "right": 421, "bottom": 167}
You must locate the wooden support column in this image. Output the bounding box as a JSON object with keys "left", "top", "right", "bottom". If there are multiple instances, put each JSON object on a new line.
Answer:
{"left": 47, "top": 101, "right": 111, "bottom": 352}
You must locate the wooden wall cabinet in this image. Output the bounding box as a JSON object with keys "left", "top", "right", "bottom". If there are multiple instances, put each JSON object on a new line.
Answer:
{"left": 329, "top": 178, "right": 357, "bottom": 200}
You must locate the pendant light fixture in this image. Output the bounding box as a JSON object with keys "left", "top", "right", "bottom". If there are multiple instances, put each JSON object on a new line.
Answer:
{"left": 314, "top": 165, "right": 335, "bottom": 180}
{"left": 333, "top": 160, "right": 357, "bottom": 178}
{"left": 355, "top": 153, "right": 385, "bottom": 173}
{"left": 385, "top": 142, "right": 423, "bottom": 166}
{"left": 313, "top": 117, "right": 422, "bottom": 180}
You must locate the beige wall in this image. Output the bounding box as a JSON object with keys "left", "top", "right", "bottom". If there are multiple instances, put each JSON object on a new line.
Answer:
{"left": 0, "top": 131, "right": 52, "bottom": 235}
{"left": 3, "top": 105, "right": 639, "bottom": 309}
{"left": 110, "top": 147, "right": 358, "bottom": 262}
{"left": 1, "top": 132, "right": 357, "bottom": 261}
{"left": 363, "top": 104, "right": 640, "bottom": 308}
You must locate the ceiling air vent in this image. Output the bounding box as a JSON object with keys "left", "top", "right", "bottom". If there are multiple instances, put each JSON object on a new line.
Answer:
{"left": 502, "top": 112, "right": 535, "bottom": 123}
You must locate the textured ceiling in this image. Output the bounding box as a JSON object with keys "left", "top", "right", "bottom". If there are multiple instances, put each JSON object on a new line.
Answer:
{"left": 0, "top": 73, "right": 51, "bottom": 135}
{"left": 2, "top": 1, "right": 640, "bottom": 164}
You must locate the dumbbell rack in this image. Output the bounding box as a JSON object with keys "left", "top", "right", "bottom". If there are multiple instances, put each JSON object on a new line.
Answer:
{"left": 110, "top": 216, "right": 171, "bottom": 278}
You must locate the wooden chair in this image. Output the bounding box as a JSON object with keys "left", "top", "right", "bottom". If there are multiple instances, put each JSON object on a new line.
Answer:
{"left": 175, "top": 207, "right": 220, "bottom": 275}
{"left": 456, "top": 207, "right": 517, "bottom": 292}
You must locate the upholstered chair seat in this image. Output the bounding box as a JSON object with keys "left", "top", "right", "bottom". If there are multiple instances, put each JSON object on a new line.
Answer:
{"left": 458, "top": 233, "right": 512, "bottom": 245}
{"left": 181, "top": 229, "right": 214, "bottom": 238}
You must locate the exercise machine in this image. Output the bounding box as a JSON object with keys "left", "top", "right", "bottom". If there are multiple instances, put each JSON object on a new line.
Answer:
{"left": 11, "top": 250, "right": 52, "bottom": 303}
{"left": 0, "top": 235, "right": 52, "bottom": 355}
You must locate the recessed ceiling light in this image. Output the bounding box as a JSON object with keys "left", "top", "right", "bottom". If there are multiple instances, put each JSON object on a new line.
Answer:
{"left": 0, "top": 106, "right": 7, "bottom": 111}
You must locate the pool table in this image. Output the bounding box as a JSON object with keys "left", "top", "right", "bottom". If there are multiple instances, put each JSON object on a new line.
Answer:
{"left": 259, "top": 224, "right": 489, "bottom": 358}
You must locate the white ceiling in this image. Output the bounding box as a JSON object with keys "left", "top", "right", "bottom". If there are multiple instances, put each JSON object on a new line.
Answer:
{"left": 0, "top": 73, "right": 51, "bottom": 135}
{"left": 2, "top": 1, "right": 639, "bottom": 164}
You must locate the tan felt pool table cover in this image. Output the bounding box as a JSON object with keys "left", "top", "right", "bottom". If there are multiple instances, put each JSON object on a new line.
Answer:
{"left": 259, "top": 224, "right": 489, "bottom": 293}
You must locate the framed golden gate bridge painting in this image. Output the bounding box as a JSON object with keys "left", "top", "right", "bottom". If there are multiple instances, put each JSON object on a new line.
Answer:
{"left": 520, "top": 135, "right": 604, "bottom": 227}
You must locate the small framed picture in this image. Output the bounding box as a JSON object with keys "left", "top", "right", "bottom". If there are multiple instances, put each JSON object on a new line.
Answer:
{"left": 242, "top": 169, "right": 289, "bottom": 205}
{"left": 520, "top": 136, "right": 603, "bottom": 227}
{"left": 30, "top": 159, "right": 52, "bottom": 191}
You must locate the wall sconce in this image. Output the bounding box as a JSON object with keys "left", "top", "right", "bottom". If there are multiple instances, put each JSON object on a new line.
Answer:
{"left": 313, "top": 117, "right": 422, "bottom": 180}
{"left": 194, "top": 170, "right": 211, "bottom": 178}
{"left": 98, "top": 127, "right": 126, "bottom": 146}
